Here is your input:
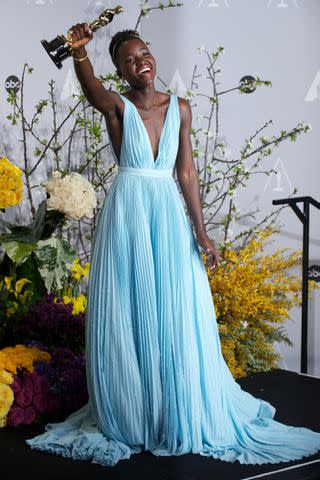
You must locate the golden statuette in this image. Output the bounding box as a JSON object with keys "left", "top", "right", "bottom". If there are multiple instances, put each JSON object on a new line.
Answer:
{"left": 41, "top": 6, "right": 124, "bottom": 69}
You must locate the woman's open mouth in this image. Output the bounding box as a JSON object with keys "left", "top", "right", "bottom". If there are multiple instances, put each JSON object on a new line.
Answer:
{"left": 137, "top": 65, "right": 152, "bottom": 78}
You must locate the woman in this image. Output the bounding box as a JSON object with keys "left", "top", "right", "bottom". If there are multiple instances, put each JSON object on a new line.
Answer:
{"left": 26, "top": 25, "right": 320, "bottom": 467}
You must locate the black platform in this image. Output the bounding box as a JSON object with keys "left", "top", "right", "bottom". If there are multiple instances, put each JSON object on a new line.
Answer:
{"left": 2, "top": 368, "right": 320, "bottom": 480}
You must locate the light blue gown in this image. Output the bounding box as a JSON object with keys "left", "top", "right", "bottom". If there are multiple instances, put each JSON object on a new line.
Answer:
{"left": 26, "top": 91, "right": 320, "bottom": 466}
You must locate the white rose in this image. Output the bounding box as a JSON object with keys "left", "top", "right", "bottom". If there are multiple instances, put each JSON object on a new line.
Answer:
{"left": 46, "top": 171, "right": 97, "bottom": 220}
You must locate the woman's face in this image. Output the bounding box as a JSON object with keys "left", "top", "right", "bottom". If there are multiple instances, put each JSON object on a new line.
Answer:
{"left": 116, "top": 38, "right": 156, "bottom": 88}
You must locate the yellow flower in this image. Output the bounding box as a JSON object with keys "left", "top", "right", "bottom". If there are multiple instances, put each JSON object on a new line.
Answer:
{"left": 71, "top": 294, "right": 87, "bottom": 315}
{"left": 0, "top": 370, "right": 14, "bottom": 385}
{"left": 14, "top": 278, "right": 32, "bottom": 294}
{"left": 5, "top": 304, "right": 17, "bottom": 318}
{"left": 0, "top": 157, "right": 24, "bottom": 209}
{"left": 1, "top": 276, "right": 33, "bottom": 316}
{"left": 0, "top": 383, "right": 14, "bottom": 404}
{"left": 82, "top": 262, "right": 90, "bottom": 279}
{"left": 0, "top": 416, "right": 7, "bottom": 428}
{"left": 70, "top": 257, "right": 90, "bottom": 281}
{"left": 0, "top": 403, "right": 10, "bottom": 418}
{"left": 203, "top": 225, "right": 319, "bottom": 379}
{"left": 71, "top": 258, "right": 82, "bottom": 281}
{"left": 0, "top": 345, "right": 51, "bottom": 374}
{"left": 61, "top": 295, "right": 72, "bottom": 305}
{"left": 59, "top": 294, "right": 87, "bottom": 315}
{"left": 4, "top": 276, "right": 12, "bottom": 290}
{"left": 0, "top": 383, "right": 14, "bottom": 418}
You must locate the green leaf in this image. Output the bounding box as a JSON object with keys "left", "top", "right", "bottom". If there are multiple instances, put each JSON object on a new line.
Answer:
{"left": 1, "top": 241, "right": 38, "bottom": 265}
{"left": 33, "top": 237, "right": 77, "bottom": 292}
{"left": 32, "top": 199, "right": 47, "bottom": 239}
{"left": 16, "top": 252, "right": 46, "bottom": 301}
{"left": 0, "top": 223, "right": 37, "bottom": 243}
{"left": 0, "top": 199, "right": 47, "bottom": 243}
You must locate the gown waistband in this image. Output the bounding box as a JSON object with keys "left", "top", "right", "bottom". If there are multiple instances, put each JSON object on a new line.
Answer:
{"left": 117, "top": 166, "right": 174, "bottom": 177}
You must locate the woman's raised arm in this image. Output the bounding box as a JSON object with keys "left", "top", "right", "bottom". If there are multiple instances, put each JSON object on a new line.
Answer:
{"left": 70, "top": 22, "right": 114, "bottom": 114}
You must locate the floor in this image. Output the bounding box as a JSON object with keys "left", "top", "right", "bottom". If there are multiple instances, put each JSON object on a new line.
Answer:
{"left": 2, "top": 368, "right": 320, "bottom": 480}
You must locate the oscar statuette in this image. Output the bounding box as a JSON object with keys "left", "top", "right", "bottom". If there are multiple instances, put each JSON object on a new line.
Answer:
{"left": 41, "top": 5, "right": 124, "bottom": 69}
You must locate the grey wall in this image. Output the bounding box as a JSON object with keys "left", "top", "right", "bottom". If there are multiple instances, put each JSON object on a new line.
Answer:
{"left": 1, "top": 0, "right": 319, "bottom": 375}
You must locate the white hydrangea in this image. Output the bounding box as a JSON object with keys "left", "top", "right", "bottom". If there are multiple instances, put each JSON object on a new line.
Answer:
{"left": 45, "top": 170, "right": 97, "bottom": 220}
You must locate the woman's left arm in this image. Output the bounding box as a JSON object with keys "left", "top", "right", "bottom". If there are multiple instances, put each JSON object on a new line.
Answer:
{"left": 175, "top": 97, "right": 221, "bottom": 268}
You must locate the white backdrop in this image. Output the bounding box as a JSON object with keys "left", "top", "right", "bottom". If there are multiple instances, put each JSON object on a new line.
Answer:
{"left": 1, "top": 0, "right": 319, "bottom": 375}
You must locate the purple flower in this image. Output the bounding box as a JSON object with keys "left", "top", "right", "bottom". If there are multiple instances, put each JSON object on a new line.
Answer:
{"left": 72, "top": 355, "right": 86, "bottom": 370}
{"left": 24, "top": 405, "right": 37, "bottom": 425}
{"left": 24, "top": 340, "right": 49, "bottom": 351}
{"left": 21, "top": 376, "right": 33, "bottom": 391}
{"left": 16, "top": 387, "right": 33, "bottom": 408}
{"left": 7, "top": 405, "right": 25, "bottom": 427}
{"left": 33, "top": 394, "right": 48, "bottom": 413}
{"left": 7, "top": 341, "right": 88, "bottom": 424}
{"left": 52, "top": 347, "right": 76, "bottom": 364}
{"left": 60, "top": 368, "right": 83, "bottom": 392}
{"left": 34, "top": 361, "right": 55, "bottom": 381}
{"left": 11, "top": 376, "right": 22, "bottom": 394}
{"left": 17, "top": 293, "right": 86, "bottom": 354}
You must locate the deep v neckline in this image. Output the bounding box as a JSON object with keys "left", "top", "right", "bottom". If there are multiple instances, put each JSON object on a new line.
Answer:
{"left": 119, "top": 92, "right": 173, "bottom": 164}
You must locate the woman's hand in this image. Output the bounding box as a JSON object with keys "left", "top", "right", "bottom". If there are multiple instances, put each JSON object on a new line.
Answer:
{"left": 195, "top": 229, "right": 221, "bottom": 270}
{"left": 67, "top": 23, "right": 93, "bottom": 51}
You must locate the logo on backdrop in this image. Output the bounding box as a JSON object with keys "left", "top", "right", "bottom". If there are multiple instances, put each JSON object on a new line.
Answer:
{"left": 266, "top": 0, "right": 300, "bottom": 7}
{"left": 263, "top": 156, "right": 294, "bottom": 193}
{"left": 87, "top": 0, "right": 104, "bottom": 6}
{"left": 168, "top": 68, "right": 188, "bottom": 98}
{"left": 26, "top": 0, "right": 54, "bottom": 5}
{"left": 60, "top": 69, "right": 82, "bottom": 101}
{"left": 198, "top": 0, "right": 229, "bottom": 7}
{"left": 309, "top": 265, "right": 320, "bottom": 282}
{"left": 305, "top": 72, "right": 320, "bottom": 102}
{"left": 5, "top": 76, "right": 21, "bottom": 94}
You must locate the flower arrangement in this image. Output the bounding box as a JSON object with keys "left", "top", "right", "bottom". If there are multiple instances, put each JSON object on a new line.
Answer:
{"left": 0, "top": 370, "right": 14, "bottom": 427}
{"left": 0, "top": 157, "right": 23, "bottom": 211}
{"left": 0, "top": 253, "right": 89, "bottom": 428}
{"left": 0, "top": 256, "right": 89, "bottom": 349}
{"left": 0, "top": 344, "right": 51, "bottom": 427}
{"left": 203, "top": 225, "right": 320, "bottom": 379}
{"left": 45, "top": 170, "right": 97, "bottom": 220}
{"left": 0, "top": 344, "right": 51, "bottom": 375}
{"left": 0, "top": 168, "right": 95, "bottom": 297}
{"left": 0, "top": 342, "right": 88, "bottom": 428}
{"left": 31, "top": 342, "right": 88, "bottom": 418}
{"left": 16, "top": 293, "right": 85, "bottom": 355}
{"left": 6, "top": 369, "right": 51, "bottom": 427}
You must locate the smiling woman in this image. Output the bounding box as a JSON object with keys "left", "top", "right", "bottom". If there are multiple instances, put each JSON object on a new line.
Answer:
{"left": 24, "top": 25, "right": 320, "bottom": 468}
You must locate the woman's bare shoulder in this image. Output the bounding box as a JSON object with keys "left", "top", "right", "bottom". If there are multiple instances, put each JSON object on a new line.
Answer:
{"left": 176, "top": 95, "right": 192, "bottom": 124}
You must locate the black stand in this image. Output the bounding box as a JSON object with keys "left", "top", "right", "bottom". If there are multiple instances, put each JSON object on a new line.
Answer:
{"left": 272, "top": 196, "right": 320, "bottom": 373}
